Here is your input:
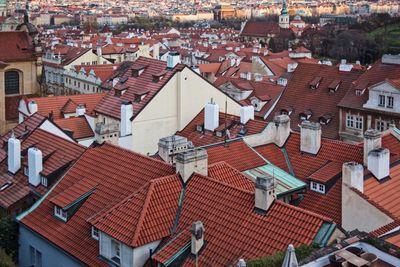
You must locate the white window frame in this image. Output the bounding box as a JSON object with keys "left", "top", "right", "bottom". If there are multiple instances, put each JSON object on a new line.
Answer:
{"left": 91, "top": 226, "right": 99, "bottom": 240}
{"left": 41, "top": 176, "right": 48, "bottom": 187}
{"left": 111, "top": 239, "right": 121, "bottom": 265}
{"left": 346, "top": 114, "right": 363, "bottom": 130}
{"left": 310, "top": 181, "right": 325, "bottom": 194}
{"left": 54, "top": 206, "right": 67, "bottom": 221}
{"left": 379, "top": 94, "right": 385, "bottom": 107}
{"left": 30, "top": 245, "right": 42, "bottom": 267}
{"left": 376, "top": 120, "right": 388, "bottom": 132}
{"left": 387, "top": 96, "right": 394, "bottom": 108}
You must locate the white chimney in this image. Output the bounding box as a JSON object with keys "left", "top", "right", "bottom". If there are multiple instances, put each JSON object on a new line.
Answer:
{"left": 274, "top": 115, "right": 290, "bottom": 147}
{"left": 368, "top": 148, "right": 390, "bottom": 180}
{"left": 120, "top": 100, "right": 133, "bottom": 137}
{"left": 363, "top": 129, "right": 381, "bottom": 166}
{"left": 237, "top": 259, "right": 246, "bottom": 267}
{"left": 28, "top": 100, "right": 38, "bottom": 115}
{"left": 204, "top": 101, "right": 219, "bottom": 131}
{"left": 255, "top": 175, "right": 276, "bottom": 213}
{"left": 191, "top": 221, "right": 205, "bottom": 255}
{"left": 246, "top": 72, "right": 252, "bottom": 81}
{"left": 300, "top": 121, "right": 322, "bottom": 155}
{"left": 342, "top": 162, "right": 364, "bottom": 193}
{"left": 96, "top": 45, "right": 102, "bottom": 57}
{"left": 167, "top": 52, "right": 181, "bottom": 69}
{"left": 240, "top": 106, "right": 254, "bottom": 124}
{"left": 176, "top": 148, "right": 208, "bottom": 183}
{"left": 75, "top": 104, "right": 86, "bottom": 116}
{"left": 28, "top": 147, "right": 43, "bottom": 186}
{"left": 7, "top": 133, "right": 21, "bottom": 174}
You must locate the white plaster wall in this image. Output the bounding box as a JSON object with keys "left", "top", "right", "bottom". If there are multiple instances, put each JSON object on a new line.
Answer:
{"left": 39, "top": 120, "right": 76, "bottom": 142}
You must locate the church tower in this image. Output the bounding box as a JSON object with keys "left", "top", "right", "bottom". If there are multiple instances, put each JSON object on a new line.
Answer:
{"left": 279, "top": 0, "right": 290, "bottom": 29}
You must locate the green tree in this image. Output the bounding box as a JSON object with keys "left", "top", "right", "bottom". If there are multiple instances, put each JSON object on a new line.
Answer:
{"left": 0, "top": 248, "right": 17, "bottom": 267}
{"left": 0, "top": 217, "right": 19, "bottom": 262}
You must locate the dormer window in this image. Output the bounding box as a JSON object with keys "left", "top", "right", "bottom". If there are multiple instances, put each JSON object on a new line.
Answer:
{"left": 309, "top": 77, "right": 322, "bottom": 89}
{"left": 310, "top": 181, "right": 325, "bottom": 194}
{"left": 54, "top": 206, "right": 67, "bottom": 222}
{"left": 111, "top": 239, "right": 121, "bottom": 265}
{"left": 328, "top": 79, "right": 341, "bottom": 92}
{"left": 91, "top": 226, "right": 99, "bottom": 240}
{"left": 387, "top": 96, "right": 394, "bottom": 108}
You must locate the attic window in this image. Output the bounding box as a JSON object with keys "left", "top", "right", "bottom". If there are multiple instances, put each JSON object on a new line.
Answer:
{"left": 309, "top": 77, "right": 322, "bottom": 89}
{"left": 328, "top": 79, "right": 341, "bottom": 92}
{"left": 196, "top": 124, "right": 204, "bottom": 132}
{"left": 299, "top": 109, "right": 312, "bottom": 121}
{"left": 310, "top": 181, "right": 325, "bottom": 194}
{"left": 354, "top": 81, "right": 369, "bottom": 95}
{"left": 91, "top": 226, "right": 99, "bottom": 240}
{"left": 54, "top": 206, "right": 68, "bottom": 222}
{"left": 152, "top": 70, "right": 167, "bottom": 83}
{"left": 131, "top": 65, "right": 147, "bottom": 77}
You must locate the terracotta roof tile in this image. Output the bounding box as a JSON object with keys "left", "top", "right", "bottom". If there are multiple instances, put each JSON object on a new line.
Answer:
{"left": 0, "top": 31, "right": 35, "bottom": 62}
{"left": 54, "top": 116, "right": 94, "bottom": 140}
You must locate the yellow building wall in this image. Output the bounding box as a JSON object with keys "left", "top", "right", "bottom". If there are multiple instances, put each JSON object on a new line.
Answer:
{"left": 131, "top": 67, "right": 242, "bottom": 154}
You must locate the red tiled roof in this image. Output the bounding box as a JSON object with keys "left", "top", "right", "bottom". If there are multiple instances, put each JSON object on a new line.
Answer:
{"left": 54, "top": 116, "right": 94, "bottom": 140}
{"left": 25, "top": 93, "right": 106, "bottom": 119}
{"left": 20, "top": 142, "right": 175, "bottom": 266}
{"left": 338, "top": 60, "right": 400, "bottom": 111}
{"left": 177, "top": 109, "right": 267, "bottom": 147}
{"left": 308, "top": 161, "right": 342, "bottom": 183}
{"left": 0, "top": 128, "right": 85, "bottom": 209}
{"left": 241, "top": 21, "right": 282, "bottom": 37}
{"left": 268, "top": 63, "right": 364, "bottom": 139}
{"left": 154, "top": 173, "right": 332, "bottom": 266}
{"left": 0, "top": 113, "right": 46, "bottom": 147}
{"left": 0, "top": 31, "right": 35, "bottom": 62}
{"left": 74, "top": 63, "right": 120, "bottom": 81}
{"left": 95, "top": 57, "right": 185, "bottom": 119}
{"left": 90, "top": 175, "right": 181, "bottom": 247}
{"left": 206, "top": 140, "right": 266, "bottom": 171}
{"left": 208, "top": 161, "right": 255, "bottom": 192}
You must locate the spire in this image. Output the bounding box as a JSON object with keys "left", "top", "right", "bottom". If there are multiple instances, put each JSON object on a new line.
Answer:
{"left": 281, "top": 0, "right": 288, "bottom": 15}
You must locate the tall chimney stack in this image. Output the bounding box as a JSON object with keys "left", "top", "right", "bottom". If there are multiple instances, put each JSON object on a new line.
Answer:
{"left": 273, "top": 114, "right": 290, "bottom": 147}
{"left": 368, "top": 148, "right": 390, "bottom": 180}
{"left": 176, "top": 148, "right": 208, "bottom": 183}
{"left": 7, "top": 133, "right": 21, "bottom": 174}
{"left": 28, "top": 147, "right": 43, "bottom": 186}
{"left": 363, "top": 129, "right": 381, "bottom": 166}
{"left": 342, "top": 162, "right": 364, "bottom": 193}
{"left": 254, "top": 175, "right": 276, "bottom": 214}
{"left": 204, "top": 100, "right": 219, "bottom": 131}
{"left": 300, "top": 121, "right": 321, "bottom": 155}
{"left": 191, "top": 221, "right": 205, "bottom": 255}
{"left": 120, "top": 100, "right": 133, "bottom": 137}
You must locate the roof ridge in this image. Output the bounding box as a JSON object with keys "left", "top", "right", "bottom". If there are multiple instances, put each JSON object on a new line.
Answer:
{"left": 131, "top": 182, "right": 155, "bottom": 247}
{"left": 194, "top": 173, "right": 255, "bottom": 195}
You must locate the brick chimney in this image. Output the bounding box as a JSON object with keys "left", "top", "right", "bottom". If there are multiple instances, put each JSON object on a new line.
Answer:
{"left": 368, "top": 148, "right": 390, "bottom": 180}
{"left": 342, "top": 162, "right": 364, "bottom": 193}
{"left": 176, "top": 148, "right": 208, "bottom": 183}
{"left": 363, "top": 129, "right": 381, "bottom": 166}
{"left": 300, "top": 121, "right": 321, "bottom": 155}
{"left": 254, "top": 175, "right": 276, "bottom": 214}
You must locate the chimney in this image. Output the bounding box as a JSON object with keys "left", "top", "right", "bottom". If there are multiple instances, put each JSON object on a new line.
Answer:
{"left": 28, "top": 100, "right": 38, "bottom": 115}
{"left": 75, "top": 104, "right": 86, "bottom": 116}
{"left": 342, "top": 162, "right": 364, "bottom": 193}
{"left": 153, "top": 43, "right": 160, "bottom": 59}
{"left": 158, "top": 135, "right": 193, "bottom": 164}
{"left": 300, "top": 121, "right": 321, "bottom": 155}
{"left": 274, "top": 114, "right": 290, "bottom": 147}
{"left": 191, "top": 221, "right": 205, "bottom": 255}
{"left": 204, "top": 101, "right": 219, "bottom": 131}
{"left": 167, "top": 51, "right": 181, "bottom": 69}
{"left": 7, "top": 133, "right": 21, "bottom": 174}
{"left": 255, "top": 175, "right": 276, "bottom": 213}
{"left": 240, "top": 106, "right": 254, "bottom": 124}
{"left": 28, "top": 147, "right": 43, "bottom": 186}
{"left": 246, "top": 72, "right": 252, "bottom": 81}
{"left": 97, "top": 45, "right": 102, "bottom": 64}
{"left": 176, "top": 148, "right": 208, "bottom": 183}
{"left": 120, "top": 100, "right": 133, "bottom": 137}
{"left": 112, "top": 77, "right": 120, "bottom": 87}
{"left": 368, "top": 148, "right": 390, "bottom": 180}
{"left": 363, "top": 129, "right": 381, "bottom": 166}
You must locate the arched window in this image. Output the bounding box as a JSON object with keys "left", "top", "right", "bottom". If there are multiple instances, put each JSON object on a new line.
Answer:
{"left": 5, "top": 71, "right": 20, "bottom": 95}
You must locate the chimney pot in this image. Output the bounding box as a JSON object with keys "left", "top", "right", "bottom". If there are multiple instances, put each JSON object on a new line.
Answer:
{"left": 176, "top": 148, "right": 208, "bottom": 183}
{"left": 7, "top": 134, "right": 21, "bottom": 174}
{"left": 368, "top": 148, "right": 390, "bottom": 180}
{"left": 75, "top": 104, "right": 86, "bottom": 116}
{"left": 167, "top": 52, "right": 180, "bottom": 69}
{"left": 204, "top": 101, "right": 219, "bottom": 131}
{"left": 300, "top": 121, "right": 321, "bottom": 155}
{"left": 363, "top": 129, "right": 381, "bottom": 166}
{"left": 342, "top": 162, "right": 364, "bottom": 192}
{"left": 28, "top": 147, "right": 43, "bottom": 186}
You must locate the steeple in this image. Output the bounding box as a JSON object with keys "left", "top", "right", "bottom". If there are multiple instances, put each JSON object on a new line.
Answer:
{"left": 279, "top": 0, "right": 290, "bottom": 29}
